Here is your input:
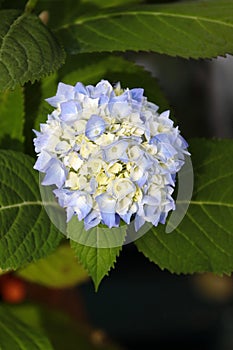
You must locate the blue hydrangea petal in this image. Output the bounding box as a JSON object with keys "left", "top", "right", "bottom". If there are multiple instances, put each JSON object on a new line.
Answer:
{"left": 134, "top": 214, "right": 145, "bottom": 232}
{"left": 98, "top": 94, "right": 109, "bottom": 106}
{"left": 60, "top": 101, "right": 81, "bottom": 123}
{"left": 92, "top": 80, "right": 113, "bottom": 98}
{"left": 130, "top": 88, "right": 144, "bottom": 102}
{"left": 34, "top": 151, "right": 53, "bottom": 172}
{"left": 85, "top": 115, "right": 106, "bottom": 141}
{"left": 67, "top": 191, "right": 92, "bottom": 221}
{"left": 74, "top": 82, "right": 88, "bottom": 95}
{"left": 46, "top": 83, "right": 75, "bottom": 107}
{"left": 84, "top": 210, "right": 102, "bottom": 230}
{"left": 42, "top": 159, "right": 67, "bottom": 188}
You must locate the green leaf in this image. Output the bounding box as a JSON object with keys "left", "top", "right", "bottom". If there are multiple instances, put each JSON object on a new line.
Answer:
{"left": 36, "top": 0, "right": 142, "bottom": 30}
{"left": 0, "top": 10, "right": 65, "bottom": 91}
{"left": 0, "top": 86, "right": 24, "bottom": 151}
{"left": 135, "top": 139, "right": 233, "bottom": 275}
{"left": 57, "top": 0, "right": 233, "bottom": 58}
{"left": 35, "top": 0, "right": 93, "bottom": 29}
{"left": 69, "top": 217, "right": 127, "bottom": 291}
{"left": 17, "top": 244, "right": 89, "bottom": 288}
{"left": 81, "top": 0, "right": 143, "bottom": 9}
{"left": 0, "top": 150, "right": 62, "bottom": 270}
{"left": 0, "top": 304, "right": 53, "bottom": 350}
{"left": 59, "top": 53, "right": 170, "bottom": 110}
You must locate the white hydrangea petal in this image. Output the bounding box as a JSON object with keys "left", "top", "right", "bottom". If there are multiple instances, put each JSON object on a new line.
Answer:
{"left": 95, "top": 193, "right": 118, "bottom": 228}
{"left": 112, "top": 178, "right": 136, "bottom": 200}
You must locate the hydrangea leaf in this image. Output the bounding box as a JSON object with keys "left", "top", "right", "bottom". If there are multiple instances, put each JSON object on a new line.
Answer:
{"left": 0, "top": 10, "right": 65, "bottom": 91}
{"left": 0, "top": 305, "right": 53, "bottom": 350}
{"left": 135, "top": 139, "right": 233, "bottom": 275}
{"left": 0, "top": 86, "right": 24, "bottom": 151}
{"left": 59, "top": 53, "right": 170, "bottom": 111}
{"left": 17, "top": 244, "right": 89, "bottom": 288}
{"left": 81, "top": 0, "right": 142, "bottom": 9}
{"left": 69, "top": 218, "right": 127, "bottom": 291}
{"left": 35, "top": 0, "right": 142, "bottom": 30}
{"left": 57, "top": 0, "right": 233, "bottom": 58}
{"left": 0, "top": 150, "right": 62, "bottom": 270}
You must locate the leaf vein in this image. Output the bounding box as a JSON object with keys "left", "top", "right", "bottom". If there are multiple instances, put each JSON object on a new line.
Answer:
{"left": 186, "top": 211, "right": 230, "bottom": 256}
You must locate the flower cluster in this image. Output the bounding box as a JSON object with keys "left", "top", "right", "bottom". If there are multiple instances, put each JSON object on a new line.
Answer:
{"left": 34, "top": 80, "right": 189, "bottom": 231}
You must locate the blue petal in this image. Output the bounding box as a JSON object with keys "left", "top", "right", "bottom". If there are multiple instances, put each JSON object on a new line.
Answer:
{"left": 120, "top": 212, "right": 132, "bottom": 224}
{"left": 74, "top": 82, "right": 87, "bottom": 95}
{"left": 134, "top": 214, "right": 145, "bottom": 232}
{"left": 67, "top": 192, "right": 92, "bottom": 220}
{"left": 67, "top": 206, "right": 75, "bottom": 222}
{"left": 53, "top": 188, "right": 72, "bottom": 207}
{"left": 84, "top": 210, "right": 101, "bottom": 230}
{"left": 60, "top": 101, "right": 81, "bottom": 123}
{"left": 33, "top": 130, "right": 49, "bottom": 153}
{"left": 34, "top": 151, "right": 53, "bottom": 172}
{"left": 130, "top": 88, "right": 144, "bottom": 102}
{"left": 42, "top": 159, "right": 67, "bottom": 188}
{"left": 101, "top": 213, "right": 118, "bottom": 228}
{"left": 98, "top": 94, "right": 109, "bottom": 106}
{"left": 91, "top": 80, "right": 112, "bottom": 98}
{"left": 45, "top": 83, "right": 75, "bottom": 107}
{"left": 159, "top": 211, "right": 168, "bottom": 224}
{"left": 85, "top": 115, "right": 106, "bottom": 141}
{"left": 179, "top": 135, "right": 189, "bottom": 149}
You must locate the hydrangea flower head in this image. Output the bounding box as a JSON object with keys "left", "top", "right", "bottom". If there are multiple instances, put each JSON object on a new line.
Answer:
{"left": 34, "top": 80, "right": 189, "bottom": 232}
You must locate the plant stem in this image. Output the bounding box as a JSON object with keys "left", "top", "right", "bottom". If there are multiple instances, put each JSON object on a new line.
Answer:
{"left": 25, "top": 0, "right": 39, "bottom": 13}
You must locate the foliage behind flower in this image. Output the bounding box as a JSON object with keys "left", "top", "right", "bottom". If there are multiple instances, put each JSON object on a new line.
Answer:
{"left": 33, "top": 80, "right": 189, "bottom": 232}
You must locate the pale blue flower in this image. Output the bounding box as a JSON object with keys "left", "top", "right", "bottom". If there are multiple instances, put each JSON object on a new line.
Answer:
{"left": 34, "top": 80, "right": 189, "bottom": 232}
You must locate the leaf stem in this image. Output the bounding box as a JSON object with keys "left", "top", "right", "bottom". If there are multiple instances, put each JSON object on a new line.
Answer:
{"left": 25, "top": 0, "right": 39, "bottom": 13}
